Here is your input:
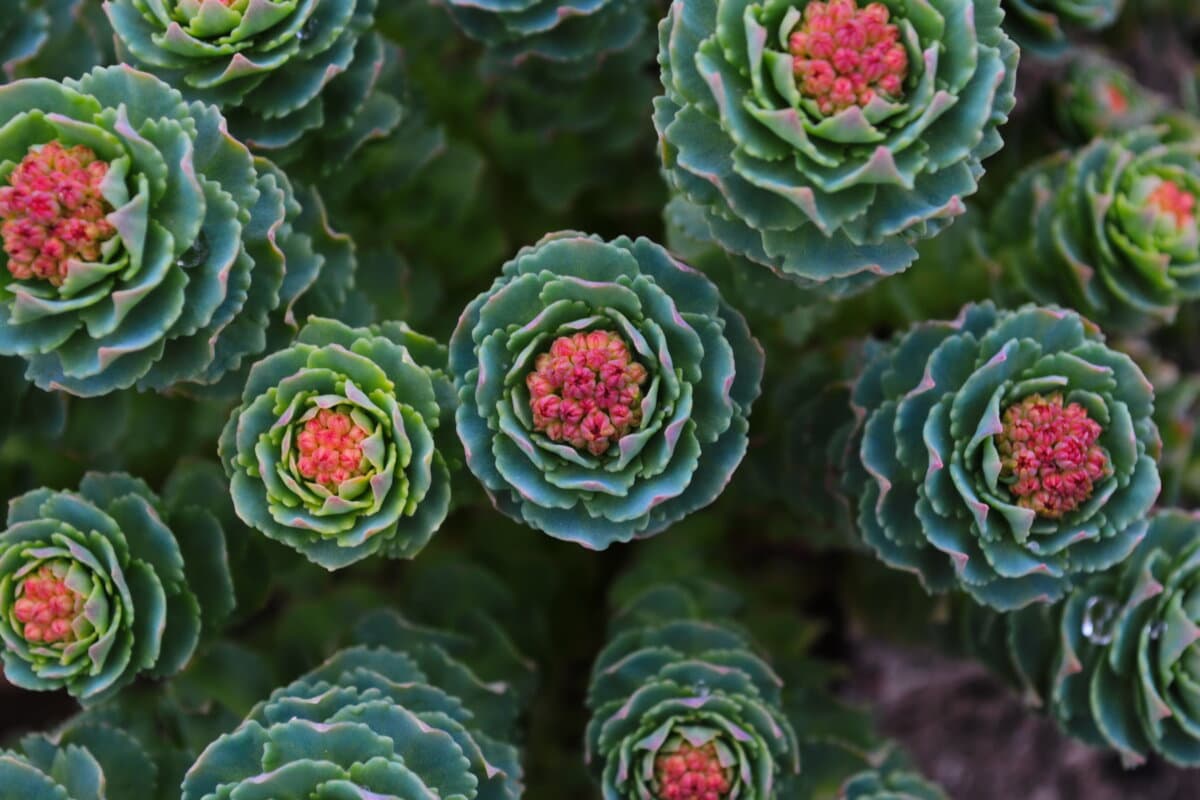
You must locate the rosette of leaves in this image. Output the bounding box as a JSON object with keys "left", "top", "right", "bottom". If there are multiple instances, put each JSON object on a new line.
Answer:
{"left": 104, "top": 0, "right": 402, "bottom": 172}
{"left": 449, "top": 231, "right": 764, "bottom": 549}
{"left": 182, "top": 639, "right": 527, "bottom": 800}
{"left": 0, "top": 472, "right": 235, "bottom": 705}
{"left": 61, "top": 640, "right": 282, "bottom": 800}
{"left": 1000, "top": 0, "right": 1123, "bottom": 59}
{"left": 443, "top": 0, "right": 644, "bottom": 77}
{"left": 843, "top": 302, "right": 1161, "bottom": 610}
{"left": 2, "top": 1, "right": 115, "bottom": 83}
{"left": 952, "top": 510, "right": 1200, "bottom": 767}
{"left": 655, "top": 0, "right": 1018, "bottom": 295}
{"left": 0, "top": 65, "right": 338, "bottom": 396}
{"left": 1053, "top": 51, "right": 1164, "bottom": 145}
{"left": 992, "top": 127, "right": 1200, "bottom": 333}
{"left": 219, "top": 316, "right": 453, "bottom": 571}
{"left": 585, "top": 582, "right": 800, "bottom": 798}
{"left": 1, "top": 718, "right": 158, "bottom": 800}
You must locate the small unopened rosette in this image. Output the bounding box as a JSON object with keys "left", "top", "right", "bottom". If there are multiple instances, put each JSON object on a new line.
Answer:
{"left": 958, "top": 510, "right": 1200, "bottom": 767}
{"left": 585, "top": 584, "right": 800, "bottom": 798}
{"left": 104, "top": 0, "right": 402, "bottom": 169}
{"left": 1054, "top": 51, "right": 1164, "bottom": 145}
{"left": 445, "top": 0, "right": 645, "bottom": 77}
{"left": 219, "top": 316, "right": 453, "bottom": 570}
{"left": 992, "top": 127, "right": 1200, "bottom": 333}
{"left": 0, "top": 65, "right": 335, "bottom": 396}
{"left": 655, "top": 0, "right": 1017, "bottom": 295}
{"left": 844, "top": 302, "right": 1161, "bottom": 610}
{"left": 1001, "top": 0, "right": 1123, "bottom": 58}
{"left": 449, "top": 231, "right": 764, "bottom": 549}
{"left": 182, "top": 643, "right": 525, "bottom": 800}
{"left": 0, "top": 472, "right": 234, "bottom": 705}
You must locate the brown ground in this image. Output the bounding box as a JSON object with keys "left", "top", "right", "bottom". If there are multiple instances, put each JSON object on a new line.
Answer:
{"left": 844, "top": 638, "right": 1200, "bottom": 799}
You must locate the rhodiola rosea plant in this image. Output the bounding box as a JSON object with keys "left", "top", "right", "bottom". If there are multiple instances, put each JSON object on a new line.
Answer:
{"left": 5, "top": 2, "right": 1200, "bottom": 798}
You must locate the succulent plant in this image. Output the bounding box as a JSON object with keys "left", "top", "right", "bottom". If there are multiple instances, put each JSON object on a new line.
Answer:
{"left": 182, "top": 636, "right": 527, "bottom": 800}
{"left": 219, "top": 316, "right": 453, "bottom": 571}
{"left": 844, "top": 302, "right": 1161, "bottom": 610}
{"left": 1000, "top": 0, "right": 1123, "bottom": 59}
{"left": 585, "top": 582, "right": 800, "bottom": 798}
{"left": 0, "top": 65, "right": 343, "bottom": 396}
{"left": 0, "top": 472, "right": 234, "bottom": 705}
{"left": 655, "top": 0, "right": 1018, "bottom": 295}
{"left": 1, "top": 718, "right": 157, "bottom": 800}
{"left": 449, "top": 231, "right": 764, "bottom": 549}
{"left": 104, "top": 0, "right": 402, "bottom": 172}
{"left": 0, "top": 3, "right": 49, "bottom": 81}
{"left": 2, "top": 1, "right": 115, "bottom": 83}
{"left": 838, "top": 770, "right": 947, "bottom": 799}
{"left": 992, "top": 127, "right": 1200, "bottom": 333}
{"left": 1054, "top": 51, "right": 1165, "bottom": 145}
{"left": 443, "top": 0, "right": 645, "bottom": 77}
{"left": 954, "top": 510, "right": 1200, "bottom": 767}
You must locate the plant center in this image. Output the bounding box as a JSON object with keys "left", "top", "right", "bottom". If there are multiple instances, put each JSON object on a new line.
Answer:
{"left": 654, "top": 741, "right": 732, "bottom": 800}
{"left": 789, "top": 0, "right": 908, "bottom": 115}
{"left": 1147, "top": 180, "right": 1196, "bottom": 231}
{"left": 12, "top": 561, "right": 84, "bottom": 645}
{"left": 1103, "top": 82, "right": 1128, "bottom": 115}
{"left": 526, "top": 330, "right": 648, "bottom": 456}
{"left": 295, "top": 408, "right": 369, "bottom": 487}
{"left": 0, "top": 141, "right": 116, "bottom": 286}
{"left": 995, "top": 393, "right": 1109, "bottom": 519}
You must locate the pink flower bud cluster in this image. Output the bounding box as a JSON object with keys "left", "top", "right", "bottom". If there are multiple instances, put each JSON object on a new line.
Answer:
{"left": 996, "top": 393, "right": 1110, "bottom": 519}
{"left": 788, "top": 0, "right": 908, "bottom": 115}
{"left": 654, "top": 741, "right": 732, "bottom": 800}
{"left": 0, "top": 141, "right": 116, "bottom": 286}
{"left": 296, "top": 408, "right": 369, "bottom": 487}
{"left": 526, "top": 330, "right": 648, "bottom": 456}
{"left": 1147, "top": 179, "right": 1196, "bottom": 231}
{"left": 12, "top": 563, "right": 84, "bottom": 645}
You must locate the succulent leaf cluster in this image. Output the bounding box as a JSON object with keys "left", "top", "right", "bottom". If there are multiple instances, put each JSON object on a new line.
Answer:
{"left": 994, "top": 127, "right": 1200, "bottom": 333}
{"left": 443, "top": 0, "right": 645, "bottom": 77}
{"left": 0, "top": 65, "right": 342, "bottom": 396}
{"left": 1001, "top": 0, "right": 1124, "bottom": 58}
{"left": 844, "top": 302, "right": 1161, "bottom": 610}
{"left": 182, "top": 626, "right": 528, "bottom": 800}
{"left": 0, "top": 472, "right": 234, "bottom": 705}
{"left": 586, "top": 582, "right": 801, "bottom": 798}
{"left": 2, "top": 0, "right": 114, "bottom": 83}
{"left": 220, "top": 316, "right": 453, "bottom": 570}
{"left": 104, "top": 0, "right": 402, "bottom": 170}
{"left": 655, "top": 0, "right": 1018, "bottom": 295}
{"left": 1, "top": 719, "right": 157, "bottom": 800}
{"left": 450, "top": 231, "right": 764, "bottom": 549}
{"left": 955, "top": 509, "right": 1200, "bottom": 767}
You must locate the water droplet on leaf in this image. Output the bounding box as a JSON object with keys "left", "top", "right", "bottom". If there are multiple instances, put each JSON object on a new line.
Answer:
{"left": 1082, "top": 595, "right": 1119, "bottom": 645}
{"left": 177, "top": 232, "right": 209, "bottom": 269}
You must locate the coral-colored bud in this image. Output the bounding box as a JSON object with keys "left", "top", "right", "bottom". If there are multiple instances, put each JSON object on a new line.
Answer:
{"left": 295, "top": 409, "right": 371, "bottom": 487}
{"left": 788, "top": 0, "right": 908, "bottom": 113}
{"left": 1, "top": 141, "right": 115, "bottom": 286}
{"left": 526, "top": 331, "right": 647, "bottom": 456}
{"left": 996, "top": 393, "right": 1109, "bottom": 518}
